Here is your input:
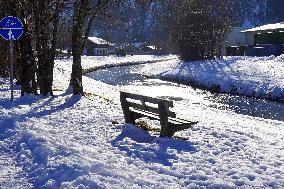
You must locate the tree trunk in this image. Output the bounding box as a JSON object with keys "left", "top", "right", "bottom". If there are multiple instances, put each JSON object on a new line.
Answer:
{"left": 19, "top": 23, "right": 37, "bottom": 95}
{"left": 70, "top": 25, "right": 84, "bottom": 95}
{"left": 7, "top": 0, "right": 38, "bottom": 95}
{"left": 70, "top": 48, "right": 83, "bottom": 95}
{"left": 70, "top": 0, "right": 89, "bottom": 95}
{"left": 47, "top": 2, "right": 61, "bottom": 96}
{"left": 34, "top": 0, "right": 53, "bottom": 96}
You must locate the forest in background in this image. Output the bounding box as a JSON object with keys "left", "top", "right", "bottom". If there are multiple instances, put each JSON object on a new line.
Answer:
{"left": 96, "top": 0, "right": 284, "bottom": 44}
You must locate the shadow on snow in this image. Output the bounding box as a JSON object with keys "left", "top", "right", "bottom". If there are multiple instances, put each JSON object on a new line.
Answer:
{"left": 111, "top": 124, "right": 197, "bottom": 167}
{"left": 0, "top": 92, "right": 100, "bottom": 188}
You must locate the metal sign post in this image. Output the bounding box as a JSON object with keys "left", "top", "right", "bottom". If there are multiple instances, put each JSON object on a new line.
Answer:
{"left": 0, "top": 16, "right": 24, "bottom": 101}
{"left": 9, "top": 40, "right": 14, "bottom": 101}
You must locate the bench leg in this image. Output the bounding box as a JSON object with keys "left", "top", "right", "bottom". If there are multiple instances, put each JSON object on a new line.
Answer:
{"left": 120, "top": 92, "right": 132, "bottom": 123}
{"left": 160, "top": 124, "right": 174, "bottom": 137}
{"left": 159, "top": 101, "right": 173, "bottom": 137}
{"left": 123, "top": 109, "right": 132, "bottom": 123}
{"left": 128, "top": 112, "right": 136, "bottom": 124}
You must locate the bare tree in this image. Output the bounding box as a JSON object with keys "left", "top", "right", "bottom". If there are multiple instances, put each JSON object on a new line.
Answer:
{"left": 33, "top": 0, "right": 69, "bottom": 96}
{"left": 0, "top": 0, "right": 69, "bottom": 96}
{"left": 70, "top": 0, "right": 112, "bottom": 95}
{"left": 155, "top": 0, "right": 235, "bottom": 61}
{"left": 16, "top": 1, "right": 38, "bottom": 95}
{"left": 0, "top": 0, "right": 37, "bottom": 94}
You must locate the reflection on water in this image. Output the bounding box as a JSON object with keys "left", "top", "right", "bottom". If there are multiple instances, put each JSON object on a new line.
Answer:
{"left": 86, "top": 65, "right": 284, "bottom": 122}
{"left": 206, "top": 94, "right": 284, "bottom": 121}
{"left": 86, "top": 65, "right": 182, "bottom": 87}
{"left": 86, "top": 65, "right": 146, "bottom": 86}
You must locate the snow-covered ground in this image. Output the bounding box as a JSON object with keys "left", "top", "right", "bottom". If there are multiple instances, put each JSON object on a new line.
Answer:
{"left": 1, "top": 55, "right": 284, "bottom": 188}
{"left": 141, "top": 55, "right": 284, "bottom": 101}
{"left": 0, "top": 152, "right": 31, "bottom": 189}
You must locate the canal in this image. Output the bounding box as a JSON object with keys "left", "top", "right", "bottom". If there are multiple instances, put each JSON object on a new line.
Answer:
{"left": 86, "top": 64, "right": 284, "bottom": 122}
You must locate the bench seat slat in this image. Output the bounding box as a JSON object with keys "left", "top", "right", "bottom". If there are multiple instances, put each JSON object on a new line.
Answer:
{"left": 130, "top": 108, "right": 160, "bottom": 120}
{"left": 169, "top": 117, "right": 191, "bottom": 124}
{"left": 130, "top": 108, "right": 196, "bottom": 126}
{"left": 122, "top": 92, "right": 174, "bottom": 107}
{"left": 128, "top": 102, "right": 176, "bottom": 118}
{"left": 130, "top": 108, "right": 178, "bottom": 124}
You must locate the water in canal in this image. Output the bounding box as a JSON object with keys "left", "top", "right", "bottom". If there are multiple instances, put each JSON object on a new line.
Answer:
{"left": 86, "top": 64, "right": 284, "bottom": 122}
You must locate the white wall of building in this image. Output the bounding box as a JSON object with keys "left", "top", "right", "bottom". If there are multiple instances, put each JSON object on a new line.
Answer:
{"left": 222, "top": 27, "right": 248, "bottom": 55}
{"left": 245, "top": 32, "right": 255, "bottom": 46}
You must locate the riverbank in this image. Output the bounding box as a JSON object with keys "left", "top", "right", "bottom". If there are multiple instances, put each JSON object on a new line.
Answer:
{"left": 140, "top": 56, "right": 284, "bottom": 101}
{"left": 53, "top": 55, "right": 177, "bottom": 91}
{"left": 82, "top": 56, "right": 178, "bottom": 74}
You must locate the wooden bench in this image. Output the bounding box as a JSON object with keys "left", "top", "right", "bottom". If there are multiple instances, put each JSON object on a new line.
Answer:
{"left": 120, "top": 91, "right": 198, "bottom": 137}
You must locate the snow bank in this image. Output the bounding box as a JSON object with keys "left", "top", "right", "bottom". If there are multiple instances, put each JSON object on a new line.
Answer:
{"left": 141, "top": 56, "right": 284, "bottom": 101}
{"left": 81, "top": 55, "right": 176, "bottom": 71}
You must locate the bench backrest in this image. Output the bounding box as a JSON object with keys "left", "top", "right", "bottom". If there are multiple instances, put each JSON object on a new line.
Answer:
{"left": 120, "top": 91, "right": 176, "bottom": 118}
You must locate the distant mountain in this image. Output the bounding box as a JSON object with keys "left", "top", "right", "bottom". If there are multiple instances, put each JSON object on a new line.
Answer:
{"left": 92, "top": 1, "right": 162, "bottom": 44}
{"left": 93, "top": 0, "right": 284, "bottom": 44}
{"left": 234, "top": 0, "right": 284, "bottom": 27}
{"left": 267, "top": 0, "right": 284, "bottom": 23}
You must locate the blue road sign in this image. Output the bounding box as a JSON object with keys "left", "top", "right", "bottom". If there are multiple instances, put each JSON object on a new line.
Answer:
{"left": 0, "top": 16, "right": 24, "bottom": 41}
